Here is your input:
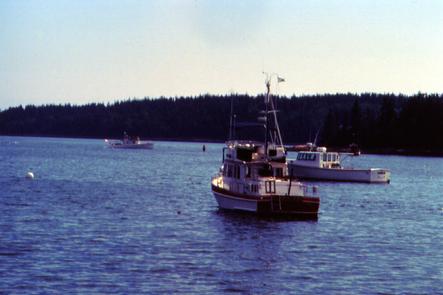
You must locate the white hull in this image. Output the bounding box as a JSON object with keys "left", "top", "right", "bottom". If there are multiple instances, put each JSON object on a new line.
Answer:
{"left": 213, "top": 191, "right": 258, "bottom": 212}
{"left": 211, "top": 175, "right": 320, "bottom": 217}
{"left": 289, "top": 163, "right": 390, "bottom": 183}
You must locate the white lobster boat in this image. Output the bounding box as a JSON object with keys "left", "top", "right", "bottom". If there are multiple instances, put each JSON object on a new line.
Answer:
{"left": 211, "top": 76, "right": 320, "bottom": 218}
{"left": 288, "top": 148, "right": 390, "bottom": 183}
{"left": 105, "top": 133, "right": 153, "bottom": 149}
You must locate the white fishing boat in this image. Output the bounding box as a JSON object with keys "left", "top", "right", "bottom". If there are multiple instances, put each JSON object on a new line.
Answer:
{"left": 288, "top": 148, "right": 390, "bottom": 183}
{"left": 105, "top": 133, "right": 153, "bottom": 149}
{"left": 211, "top": 75, "right": 320, "bottom": 218}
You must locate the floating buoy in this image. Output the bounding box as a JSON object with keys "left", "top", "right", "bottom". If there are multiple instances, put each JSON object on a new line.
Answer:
{"left": 26, "top": 171, "right": 34, "bottom": 179}
{"left": 202, "top": 144, "right": 206, "bottom": 152}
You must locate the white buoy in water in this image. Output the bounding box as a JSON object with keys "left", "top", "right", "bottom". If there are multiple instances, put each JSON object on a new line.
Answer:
{"left": 26, "top": 171, "right": 34, "bottom": 179}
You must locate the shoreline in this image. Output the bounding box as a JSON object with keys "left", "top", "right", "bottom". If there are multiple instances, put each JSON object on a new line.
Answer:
{"left": 0, "top": 134, "right": 225, "bottom": 144}
{"left": 2, "top": 134, "right": 443, "bottom": 157}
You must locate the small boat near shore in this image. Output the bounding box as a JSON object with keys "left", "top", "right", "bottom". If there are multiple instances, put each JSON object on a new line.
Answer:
{"left": 211, "top": 75, "right": 320, "bottom": 219}
{"left": 288, "top": 148, "right": 390, "bottom": 183}
{"left": 105, "top": 133, "right": 153, "bottom": 149}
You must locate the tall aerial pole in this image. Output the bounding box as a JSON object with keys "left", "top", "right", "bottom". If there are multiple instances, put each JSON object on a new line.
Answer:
{"left": 264, "top": 79, "right": 271, "bottom": 155}
{"left": 269, "top": 90, "right": 283, "bottom": 148}
{"left": 228, "top": 96, "right": 234, "bottom": 140}
{"left": 263, "top": 73, "right": 285, "bottom": 154}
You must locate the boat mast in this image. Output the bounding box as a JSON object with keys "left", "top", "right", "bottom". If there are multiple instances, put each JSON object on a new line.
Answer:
{"left": 264, "top": 79, "right": 271, "bottom": 156}
{"left": 228, "top": 96, "right": 234, "bottom": 140}
{"left": 263, "top": 73, "right": 285, "bottom": 155}
{"left": 269, "top": 90, "right": 283, "bottom": 148}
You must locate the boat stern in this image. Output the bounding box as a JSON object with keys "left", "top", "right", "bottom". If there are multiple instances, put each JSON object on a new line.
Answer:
{"left": 369, "top": 169, "right": 391, "bottom": 183}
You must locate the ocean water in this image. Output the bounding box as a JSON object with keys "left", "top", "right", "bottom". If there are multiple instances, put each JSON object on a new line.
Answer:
{"left": 0, "top": 136, "right": 442, "bottom": 294}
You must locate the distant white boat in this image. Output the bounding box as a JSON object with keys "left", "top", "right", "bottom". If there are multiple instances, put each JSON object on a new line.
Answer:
{"left": 288, "top": 148, "right": 390, "bottom": 183}
{"left": 105, "top": 133, "right": 153, "bottom": 149}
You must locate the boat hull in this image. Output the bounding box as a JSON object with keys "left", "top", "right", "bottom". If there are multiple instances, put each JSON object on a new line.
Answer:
{"left": 212, "top": 185, "right": 319, "bottom": 218}
{"left": 109, "top": 142, "right": 153, "bottom": 149}
{"left": 288, "top": 163, "right": 390, "bottom": 183}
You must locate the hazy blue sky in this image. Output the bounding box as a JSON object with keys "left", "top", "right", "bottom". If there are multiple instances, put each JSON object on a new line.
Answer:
{"left": 1, "top": 0, "right": 442, "bottom": 109}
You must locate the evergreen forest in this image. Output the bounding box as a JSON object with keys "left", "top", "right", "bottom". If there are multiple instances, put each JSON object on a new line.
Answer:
{"left": 1, "top": 93, "right": 442, "bottom": 155}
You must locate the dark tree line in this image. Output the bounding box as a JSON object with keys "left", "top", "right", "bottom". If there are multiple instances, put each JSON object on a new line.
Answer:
{"left": 320, "top": 93, "right": 443, "bottom": 153}
{"left": 1, "top": 93, "right": 443, "bottom": 154}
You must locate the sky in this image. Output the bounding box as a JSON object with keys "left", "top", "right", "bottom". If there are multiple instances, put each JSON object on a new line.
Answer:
{"left": 1, "top": 0, "right": 442, "bottom": 110}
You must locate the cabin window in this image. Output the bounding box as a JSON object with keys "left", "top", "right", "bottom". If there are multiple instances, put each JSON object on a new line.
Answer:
{"left": 234, "top": 165, "right": 240, "bottom": 179}
{"left": 327, "top": 154, "right": 332, "bottom": 162}
{"left": 236, "top": 148, "right": 253, "bottom": 162}
{"left": 245, "top": 166, "right": 251, "bottom": 178}
{"left": 299, "top": 153, "right": 316, "bottom": 161}
{"left": 227, "top": 165, "right": 233, "bottom": 177}
{"left": 274, "top": 168, "right": 283, "bottom": 177}
{"left": 258, "top": 164, "right": 273, "bottom": 177}
{"left": 265, "top": 181, "right": 276, "bottom": 193}
{"left": 323, "top": 153, "right": 327, "bottom": 161}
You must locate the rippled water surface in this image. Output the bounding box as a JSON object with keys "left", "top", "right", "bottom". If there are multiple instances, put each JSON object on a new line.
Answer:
{"left": 1, "top": 136, "right": 442, "bottom": 294}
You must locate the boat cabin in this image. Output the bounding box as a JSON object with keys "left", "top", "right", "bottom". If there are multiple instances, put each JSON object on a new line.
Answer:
{"left": 295, "top": 149, "right": 342, "bottom": 169}
{"left": 221, "top": 141, "right": 288, "bottom": 180}
{"left": 224, "top": 141, "right": 286, "bottom": 162}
